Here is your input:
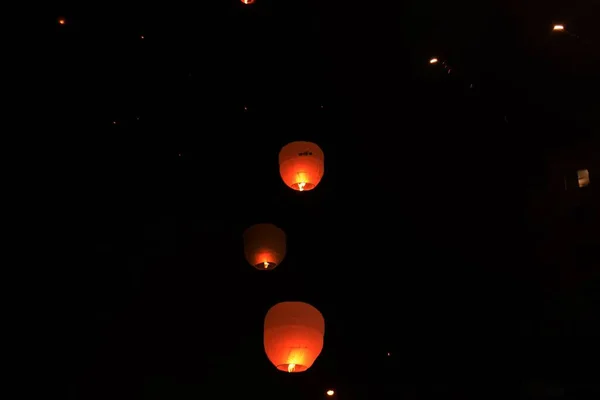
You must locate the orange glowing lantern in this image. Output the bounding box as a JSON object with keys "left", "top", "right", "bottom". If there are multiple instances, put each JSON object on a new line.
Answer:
{"left": 279, "top": 141, "right": 324, "bottom": 192}
{"left": 264, "top": 302, "right": 325, "bottom": 372}
{"left": 241, "top": 0, "right": 255, "bottom": 4}
{"left": 243, "top": 223, "right": 286, "bottom": 270}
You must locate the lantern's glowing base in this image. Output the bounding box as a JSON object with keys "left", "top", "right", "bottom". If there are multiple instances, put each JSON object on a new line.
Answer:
{"left": 254, "top": 262, "right": 277, "bottom": 271}
{"left": 276, "top": 363, "right": 308, "bottom": 373}
{"left": 291, "top": 182, "right": 315, "bottom": 192}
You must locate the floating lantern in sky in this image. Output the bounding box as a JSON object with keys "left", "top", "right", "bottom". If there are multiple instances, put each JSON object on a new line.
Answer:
{"left": 326, "top": 389, "right": 335, "bottom": 396}
{"left": 553, "top": 24, "right": 565, "bottom": 31}
{"left": 241, "top": 0, "right": 255, "bottom": 4}
{"left": 243, "top": 223, "right": 286, "bottom": 270}
{"left": 279, "top": 141, "right": 324, "bottom": 192}
{"left": 264, "top": 302, "right": 325, "bottom": 372}
{"left": 58, "top": 18, "right": 66, "bottom": 25}
{"left": 577, "top": 169, "right": 590, "bottom": 188}
{"left": 429, "top": 57, "right": 438, "bottom": 64}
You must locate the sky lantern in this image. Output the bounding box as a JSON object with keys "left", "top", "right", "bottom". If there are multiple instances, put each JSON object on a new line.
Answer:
{"left": 264, "top": 302, "right": 325, "bottom": 372}
{"left": 241, "top": 0, "right": 255, "bottom": 4}
{"left": 279, "top": 141, "right": 324, "bottom": 192}
{"left": 243, "top": 223, "right": 286, "bottom": 270}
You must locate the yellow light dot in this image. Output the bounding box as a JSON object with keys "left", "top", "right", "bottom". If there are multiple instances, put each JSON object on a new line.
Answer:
{"left": 326, "top": 389, "right": 335, "bottom": 396}
{"left": 553, "top": 24, "right": 565, "bottom": 31}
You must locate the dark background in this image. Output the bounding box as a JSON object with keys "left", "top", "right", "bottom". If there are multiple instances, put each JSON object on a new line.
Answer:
{"left": 48, "top": 0, "right": 599, "bottom": 398}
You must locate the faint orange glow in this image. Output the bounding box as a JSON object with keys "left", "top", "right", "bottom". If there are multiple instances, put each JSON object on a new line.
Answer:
{"left": 429, "top": 58, "right": 438, "bottom": 64}
{"left": 327, "top": 389, "right": 335, "bottom": 396}
{"left": 577, "top": 169, "right": 590, "bottom": 188}
{"left": 243, "top": 224, "right": 286, "bottom": 270}
{"left": 553, "top": 24, "right": 565, "bottom": 31}
{"left": 58, "top": 18, "right": 66, "bottom": 25}
{"left": 241, "top": 0, "right": 255, "bottom": 4}
{"left": 264, "top": 302, "right": 325, "bottom": 373}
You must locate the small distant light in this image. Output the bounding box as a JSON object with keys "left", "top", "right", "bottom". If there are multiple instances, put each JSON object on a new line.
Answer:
{"left": 244, "top": 106, "right": 248, "bottom": 111}
{"left": 136, "top": 116, "right": 140, "bottom": 120}
{"left": 326, "top": 390, "right": 335, "bottom": 396}
{"left": 58, "top": 18, "right": 66, "bottom": 25}
{"left": 178, "top": 153, "right": 182, "bottom": 157}
{"left": 140, "top": 35, "right": 145, "bottom": 39}
{"left": 387, "top": 352, "right": 391, "bottom": 356}
{"left": 241, "top": 0, "right": 255, "bottom": 4}
{"left": 429, "top": 58, "right": 438, "bottom": 64}
{"left": 553, "top": 24, "right": 565, "bottom": 31}
{"left": 112, "top": 121, "right": 117, "bottom": 125}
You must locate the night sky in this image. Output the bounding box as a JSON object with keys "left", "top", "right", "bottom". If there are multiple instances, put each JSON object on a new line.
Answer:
{"left": 49, "top": 1, "right": 599, "bottom": 399}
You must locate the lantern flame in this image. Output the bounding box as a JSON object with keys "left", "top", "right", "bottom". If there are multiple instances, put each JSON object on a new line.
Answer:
{"left": 553, "top": 24, "right": 565, "bottom": 31}
{"left": 288, "top": 363, "right": 296, "bottom": 372}
{"left": 264, "top": 261, "right": 269, "bottom": 269}
{"left": 298, "top": 182, "right": 306, "bottom": 191}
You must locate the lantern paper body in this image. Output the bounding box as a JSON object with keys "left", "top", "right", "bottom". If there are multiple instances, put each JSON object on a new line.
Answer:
{"left": 243, "top": 224, "right": 286, "bottom": 270}
{"left": 264, "top": 302, "right": 325, "bottom": 373}
{"left": 279, "top": 141, "right": 324, "bottom": 192}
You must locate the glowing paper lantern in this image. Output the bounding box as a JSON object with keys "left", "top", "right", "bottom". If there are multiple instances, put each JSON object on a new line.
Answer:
{"left": 241, "top": 0, "right": 255, "bottom": 4}
{"left": 264, "top": 302, "right": 325, "bottom": 372}
{"left": 577, "top": 169, "right": 590, "bottom": 188}
{"left": 243, "top": 223, "right": 286, "bottom": 270}
{"left": 279, "top": 141, "right": 324, "bottom": 192}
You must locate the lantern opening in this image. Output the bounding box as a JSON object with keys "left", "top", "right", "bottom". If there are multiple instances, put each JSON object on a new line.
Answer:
{"left": 276, "top": 363, "right": 308, "bottom": 373}
{"left": 291, "top": 181, "right": 315, "bottom": 191}
{"left": 254, "top": 261, "right": 277, "bottom": 270}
